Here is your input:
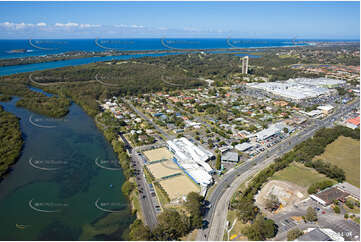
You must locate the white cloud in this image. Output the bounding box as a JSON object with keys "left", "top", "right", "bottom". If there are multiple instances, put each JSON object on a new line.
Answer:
{"left": 114, "top": 24, "right": 144, "bottom": 29}
{"left": 37, "top": 22, "right": 47, "bottom": 27}
{"left": 55, "top": 22, "right": 79, "bottom": 27}
{"left": 0, "top": 21, "right": 34, "bottom": 29}
{"left": 79, "top": 23, "right": 101, "bottom": 28}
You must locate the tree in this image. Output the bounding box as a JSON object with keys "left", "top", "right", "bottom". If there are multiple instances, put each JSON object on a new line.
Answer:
{"left": 333, "top": 205, "right": 341, "bottom": 214}
{"left": 346, "top": 199, "right": 354, "bottom": 209}
{"left": 265, "top": 195, "right": 281, "bottom": 212}
{"left": 121, "top": 181, "right": 135, "bottom": 195}
{"left": 215, "top": 153, "right": 221, "bottom": 170}
{"left": 185, "top": 192, "right": 203, "bottom": 229}
{"left": 305, "top": 207, "right": 318, "bottom": 222}
{"left": 283, "top": 127, "right": 289, "bottom": 134}
{"left": 128, "top": 219, "right": 151, "bottom": 241}
{"left": 243, "top": 214, "right": 277, "bottom": 240}
{"left": 287, "top": 228, "right": 303, "bottom": 241}
{"left": 152, "top": 209, "right": 189, "bottom": 240}
{"left": 237, "top": 198, "right": 259, "bottom": 223}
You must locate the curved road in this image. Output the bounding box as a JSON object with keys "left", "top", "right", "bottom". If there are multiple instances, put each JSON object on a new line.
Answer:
{"left": 197, "top": 99, "right": 359, "bottom": 241}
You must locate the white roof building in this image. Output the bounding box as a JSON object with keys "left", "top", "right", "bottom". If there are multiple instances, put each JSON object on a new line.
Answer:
{"left": 246, "top": 77, "right": 344, "bottom": 102}
{"left": 167, "top": 138, "right": 214, "bottom": 187}
{"left": 317, "top": 104, "right": 334, "bottom": 113}
{"left": 235, "top": 142, "right": 253, "bottom": 152}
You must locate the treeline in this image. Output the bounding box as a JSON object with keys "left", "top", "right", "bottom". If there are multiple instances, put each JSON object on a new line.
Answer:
{"left": 0, "top": 105, "right": 23, "bottom": 178}
{"left": 0, "top": 76, "right": 71, "bottom": 118}
{"left": 32, "top": 60, "right": 204, "bottom": 95}
{"left": 305, "top": 159, "right": 345, "bottom": 183}
{"left": 308, "top": 180, "right": 334, "bottom": 194}
{"left": 16, "top": 96, "right": 71, "bottom": 118}
{"left": 293, "top": 125, "right": 359, "bottom": 164}
{"left": 128, "top": 192, "right": 204, "bottom": 241}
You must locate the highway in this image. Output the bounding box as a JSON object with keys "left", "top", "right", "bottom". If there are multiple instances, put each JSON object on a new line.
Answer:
{"left": 197, "top": 98, "right": 359, "bottom": 241}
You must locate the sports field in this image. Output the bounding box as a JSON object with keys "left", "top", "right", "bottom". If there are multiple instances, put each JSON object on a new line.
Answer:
{"left": 143, "top": 147, "right": 173, "bottom": 162}
{"left": 314, "top": 136, "right": 360, "bottom": 187}
{"left": 159, "top": 175, "right": 200, "bottom": 200}
{"left": 146, "top": 160, "right": 182, "bottom": 179}
{"left": 272, "top": 162, "right": 335, "bottom": 188}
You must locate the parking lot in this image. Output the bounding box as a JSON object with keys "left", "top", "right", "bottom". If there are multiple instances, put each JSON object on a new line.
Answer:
{"left": 277, "top": 218, "right": 298, "bottom": 233}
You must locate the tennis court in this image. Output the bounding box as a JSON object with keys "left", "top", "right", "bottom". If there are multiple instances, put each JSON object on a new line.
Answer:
{"left": 146, "top": 160, "right": 181, "bottom": 179}
{"left": 159, "top": 175, "right": 200, "bottom": 200}
{"left": 143, "top": 147, "right": 173, "bottom": 162}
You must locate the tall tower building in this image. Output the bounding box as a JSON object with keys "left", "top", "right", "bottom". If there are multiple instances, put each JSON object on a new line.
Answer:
{"left": 242, "top": 56, "right": 249, "bottom": 74}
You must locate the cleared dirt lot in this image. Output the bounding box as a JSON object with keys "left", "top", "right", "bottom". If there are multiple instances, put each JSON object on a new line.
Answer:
{"left": 143, "top": 147, "right": 174, "bottom": 162}
{"left": 159, "top": 175, "right": 200, "bottom": 200}
{"left": 255, "top": 180, "right": 307, "bottom": 214}
{"left": 146, "top": 160, "right": 182, "bottom": 179}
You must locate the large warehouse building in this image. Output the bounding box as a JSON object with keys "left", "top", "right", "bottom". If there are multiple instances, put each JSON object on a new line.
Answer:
{"left": 167, "top": 137, "right": 214, "bottom": 187}
{"left": 246, "top": 77, "right": 345, "bottom": 102}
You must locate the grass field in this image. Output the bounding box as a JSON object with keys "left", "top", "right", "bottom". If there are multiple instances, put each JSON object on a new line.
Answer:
{"left": 159, "top": 175, "right": 199, "bottom": 200}
{"left": 143, "top": 147, "right": 174, "bottom": 162}
{"left": 314, "top": 136, "right": 360, "bottom": 187}
{"left": 272, "top": 162, "right": 335, "bottom": 189}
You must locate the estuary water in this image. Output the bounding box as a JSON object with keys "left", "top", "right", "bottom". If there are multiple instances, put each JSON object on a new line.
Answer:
{"left": 0, "top": 96, "right": 134, "bottom": 240}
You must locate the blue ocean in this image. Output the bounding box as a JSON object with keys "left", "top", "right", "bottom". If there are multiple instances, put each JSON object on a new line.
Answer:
{"left": 0, "top": 38, "right": 304, "bottom": 59}
{"left": 0, "top": 38, "right": 339, "bottom": 76}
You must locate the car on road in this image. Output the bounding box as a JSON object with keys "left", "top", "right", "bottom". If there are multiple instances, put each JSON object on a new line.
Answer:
{"left": 202, "top": 220, "right": 209, "bottom": 229}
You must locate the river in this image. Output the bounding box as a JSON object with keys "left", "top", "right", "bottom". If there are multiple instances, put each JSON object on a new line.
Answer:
{"left": 0, "top": 95, "right": 134, "bottom": 240}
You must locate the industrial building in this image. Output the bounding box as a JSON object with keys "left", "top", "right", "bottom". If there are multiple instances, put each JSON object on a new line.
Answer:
{"left": 221, "top": 151, "right": 239, "bottom": 163}
{"left": 310, "top": 186, "right": 350, "bottom": 206}
{"left": 246, "top": 77, "right": 345, "bottom": 102}
{"left": 248, "top": 122, "right": 294, "bottom": 142}
{"left": 167, "top": 137, "right": 214, "bottom": 187}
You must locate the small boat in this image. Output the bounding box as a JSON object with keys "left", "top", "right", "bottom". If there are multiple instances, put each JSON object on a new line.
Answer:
{"left": 16, "top": 224, "right": 29, "bottom": 229}
{"left": 109, "top": 184, "right": 113, "bottom": 188}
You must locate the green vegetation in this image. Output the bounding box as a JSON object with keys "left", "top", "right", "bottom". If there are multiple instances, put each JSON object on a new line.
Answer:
{"left": 305, "top": 207, "right": 318, "bottom": 222}
{"left": 16, "top": 96, "right": 71, "bottom": 118}
{"left": 129, "top": 193, "right": 204, "bottom": 241}
{"left": 305, "top": 159, "right": 345, "bottom": 183}
{"left": 121, "top": 181, "right": 136, "bottom": 195}
{"left": 230, "top": 126, "right": 358, "bottom": 230}
{"left": 153, "top": 182, "right": 170, "bottom": 206}
{"left": 215, "top": 153, "right": 221, "bottom": 170}
{"left": 0, "top": 95, "right": 12, "bottom": 102}
{"left": 0, "top": 76, "right": 71, "bottom": 118}
{"left": 0, "top": 105, "right": 23, "bottom": 177}
{"left": 272, "top": 162, "right": 335, "bottom": 188}
{"left": 128, "top": 219, "right": 151, "bottom": 241}
{"left": 151, "top": 209, "right": 190, "bottom": 240}
{"left": 307, "top": 180, "right": 335, "bottom": 194}
{"left": 333, "top": 205, "right": 341, "bottom": 214}
{"left": 287, "top": 228, "right": 304, "bottom": 241}
{"left": 242, "top": 214, "right": 277, "bottom": 241}
{"left": 314, "top": 136, "right": 360, "bottom": 187}
{"left": 184, "top": 192, "right": 203, "bottom": 229}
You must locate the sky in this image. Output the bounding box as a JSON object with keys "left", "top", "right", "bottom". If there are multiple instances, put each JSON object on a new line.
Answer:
{"left": 0, "top": 1, "right": 359, "bottom": 39}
